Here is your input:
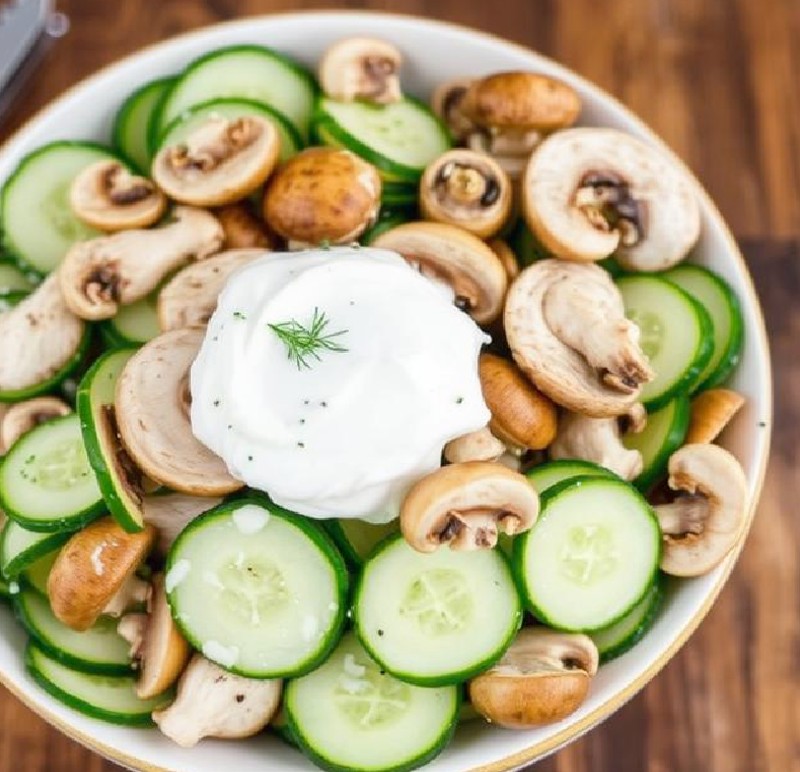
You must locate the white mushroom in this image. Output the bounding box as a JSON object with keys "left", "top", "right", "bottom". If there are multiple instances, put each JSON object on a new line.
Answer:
{"left": 505, "top": 259, "right": 654, "bottom": 416}
{"left": 0, "top": 396, "right": 71, "bottom": 455}
{"left": 58, "top": 206, "right": 224, "bottom": 321}
{"left": 319, "top": 37, "right": 403, "bottom": 104}
{"left": 443, "top": 426, "right": 506, "bottom": 464}
{"left": 158, "top": 248, "right": 264, "bottom": 331}
{"left": 431, "top": 78, "right": 477, "bottom": 143}
{"left": 153, "top": 654, "right": 282, "bottom": 748}
{"left": 653, "top": 443, "right": 749, "bottom": 577}
{"left": 523, "top": 128, "right": 701, "bottom": 269}
{"left": 142, "top": 492, "right": 223, "bottom": 556}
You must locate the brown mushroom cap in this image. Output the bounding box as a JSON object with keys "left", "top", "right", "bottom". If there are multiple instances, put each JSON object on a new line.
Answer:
{"left": 655, "top": 443, "right": 749, "bottom": 577}
{"left": 469, "top": 627, "right": 598, "bottom": 728}
{"left": 0, "top": 396, "right": 71, "bottom": 455}
{"left": 47, "top": 516, "right": 155, "bottom": 631}
{"left": 263, "top": 147, "right": 381, "bottom": 245}
{"left": 115, "top": 328, "right": 243, "bottom": 496}
{"left": 462, "top": 72, "right": 581, "bottom": 132}
{"left": 152, "top": 115, "right": 280, "bottom": 207}
{"left": 420, "top": 149, "right": 512, "bottom": 239}
{"left": 479, "top": 353, "right": 558, "bottom": 451}
{"left": 685, "top": 389, "right": 745, "bottom": 445}
{"left": 372, "top": 221, "right": 507, "bottom": 325}
{"left": 69, "top": 160, "right": 166, "bottom": 232}
{"left": 214, "top": 202, "right": 278, "bottom": 250}
{"left": 318, "top": 37, "right": 403, "bottom": 104}
{"left": 158, "top": 248, "right": 264, "bottom": 332}
{"left": 400, "top": 461, "right": 539, "bottom": 552}
{"left": 431, "top": 77, "right": 476, "bottom": 142}
{"left": 505, "top": 259, "right": 653, "bottom": 417}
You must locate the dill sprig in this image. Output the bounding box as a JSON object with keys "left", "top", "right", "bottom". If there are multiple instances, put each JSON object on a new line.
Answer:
{"left": 268, "top": 307, "right": 349, "bottom": 370}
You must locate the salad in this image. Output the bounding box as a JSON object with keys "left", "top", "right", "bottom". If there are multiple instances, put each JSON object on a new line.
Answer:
{"left": 0, "top": 33, "right": 750, "bottom": 772}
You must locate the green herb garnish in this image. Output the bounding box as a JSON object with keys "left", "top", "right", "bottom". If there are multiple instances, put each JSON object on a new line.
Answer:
{"left": 268, "top": 307, "right": 349, "bottom": 370}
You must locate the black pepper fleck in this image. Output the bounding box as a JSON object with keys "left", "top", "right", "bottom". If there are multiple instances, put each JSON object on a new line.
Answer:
{"left": 297, "top": 442, "right": 305, "bottom": 448}
{"left": 213, "top": 399, "right": 220, "bottom": 407}
{"left": 235, "top": 694, "right": 245, "bottom": 703}
{"left": 455, "top": 397, "right": 464, "bottom": 404}
{"left": 377, "top": 629, "right": 384, "bottom": 636}
{"left": 758, "top": 421, "right": 767, "bottom": 427}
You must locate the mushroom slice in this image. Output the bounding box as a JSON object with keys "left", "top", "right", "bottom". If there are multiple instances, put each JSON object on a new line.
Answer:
{"left": 116, "top": 328, "right": 243, "bottom": 496}
{"left": 118, "top": 574, "right": 191, "bottom": 699}
{"left": 479, "top": 353, "right": 558, "bottom": 451}
{"left": 58, "top": 206, "right": 224, "bottom": 321}
{"left": 0, "top": 275, "right": 87, "bottom": 399}
{"left": 263, "top": 147, "right": 381, "bottom": 247}
{"left": 420, "top": 150, "right": 512, "bottom": 239}
{"left": 444, "top": 426, "right": 505, "bottom": 464}
{"left": 523, "top": 128, "right": 701, "bottom": 268}
{"left": 654, "top": 443, "right": 749, "bottom": 577}
{"left": 47, "top": 516, "right": 155, "bottom": 631}
{"left": 142, "top": 492, "right": 223, "bottom": 557}
{"left": 469, "top": 627, "right": 599, "bottom": 728}
{"left": 431, "top": 77, "right": 477, "bottom": 143}
{"left": 158, "top": 248, "right": 264, "bottom": 331}
{"left": 69, "top": 160, "right": 166, "bottom": 232}
{"left": 685, "top": 388, "right": 745, "bottom": 445}
{"left": 489, "top": 239, "right": 519, "bottom": 282}
{"left": 400, "top": 461, "right": 539, "bottom": 553}
{"left": 0, "top": 396, "right": 70, "bottom": 455}
{"left": 505, "top": 259, "right": 654, "bottom": 416}
{"left": 152, "top": 115, "right": 280, "bottom": 207}
{"left": 550, "top": 411, "right": 643, "bottom": 481}
{"left": 215, "top": 202, "right": 277, "bottom": 250}
{"left": 318, "top": 37, "right": 403, "bottom": 104}
{"left": 153, "top": 654, "right": 282, "bottom": 748}
{"left": 372, "top": 222, "right": 507, "bottom": 325}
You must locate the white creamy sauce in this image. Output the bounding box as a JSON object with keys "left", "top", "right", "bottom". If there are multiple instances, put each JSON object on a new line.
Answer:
{"left": 231, "top": 505, "right": 270, "bottom": 535}
{"left": 191, "top": 248, "right": 490, "bottom": 522}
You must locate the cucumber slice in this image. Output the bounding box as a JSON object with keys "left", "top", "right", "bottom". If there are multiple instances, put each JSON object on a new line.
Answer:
{"left": 26, "top": 643, "right": 169, "bottom": 725}
{"left": 0, "top": 519, "right": 72, "bottom": 579}
{"left": 155, "top": 45, "right": 317, "bottom": 140}
{"left": 99, "top": 293, "right": 160, "bottom": 348}
{"left": 381, "top": 181, "right": 418, "bottom": 208}
{"left": 354, "top": 534, "right": 521, "bottom": 686}
{"left": 316, "top": 97, "right": 451, "bottom": 183}
{"left": 513, "top": 476, "right": 661, "bottom": 631}
{"left": 16, "top": 590, "right": 134, "bottom": 676}
{"left": 0, "top": 259, "right": 35, "bottom": 294}
{"left": 76, "top": 348, "right": 143, "bottom": 533}
{"left": 326, "top": 518, "right": 398, "bottom": 565}
{"left": 590, "top": 573, "right": 665, "bottom": 663}
{"left": 113, "top": 76, "right": 175, "bottom": 173}
{"left": 526, "top": 459, "right": 618, "bottom": 494}
{"left": 167, "top": 497, "right": 348, "bottom": 678}
{"left": 623, "top": 396, "right": 690, "bottom": 492}
{"left": 662, "top": 264, "right": 744, "bottom": 391}
{"left": 22, "top": 549, "right": 59, "bottom": 596}
{"left": 286, "top": 632, "right": 459, "bottom": 772}
{"left": 617, "top": 274, "right": 714, "bottom": 411}
{"left": 155, "top": 98, "right": 302, "bottom": 163}
{"left": 0, "top": 576, "right": 9, "bottom": 601}
{"left": 0, "top": 413, "right": 104, "bottom": 532}
{"left": 0, "top": 142, "right": 117, "bottom": 274}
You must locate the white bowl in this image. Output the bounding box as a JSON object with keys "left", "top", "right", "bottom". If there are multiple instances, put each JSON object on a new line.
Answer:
{"left": 0, "top": 11, "right": 772, "bottom": 772}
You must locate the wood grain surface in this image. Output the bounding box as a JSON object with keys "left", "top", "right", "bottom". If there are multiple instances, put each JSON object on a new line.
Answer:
{"left": 1, "top": 1, "right": 798, "bottom": 771}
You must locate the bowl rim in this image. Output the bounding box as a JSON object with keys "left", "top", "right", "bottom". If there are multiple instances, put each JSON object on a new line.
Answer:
{"left": 0, "top": 9, "right": 773, "bottom": 772}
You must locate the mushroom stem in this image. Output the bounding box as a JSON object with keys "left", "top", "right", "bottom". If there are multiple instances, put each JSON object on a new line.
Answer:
{"left": 654, "top": 495, "right": 709, "bottom": 536}
{"left": 439, "top": 509, "right": 507, "bottom": 550}
{"left": 103, "top": 575, "right": 151, "bottom": 618}
{"left": 118, "top": 613, "right": 148, "bottom": 659}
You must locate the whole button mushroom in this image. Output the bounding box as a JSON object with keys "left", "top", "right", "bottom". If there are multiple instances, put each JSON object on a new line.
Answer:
{"left": 523, "top": 128, "right": 701, "bottom": 269}
{"left": 431, "top": 77, "right": 477, "bottom": 143}
{"left": 400, "top": 461, "right": 539, "bottom": 552}
{"left": 420, "top": 149, "right": 512, "bottom": 239}
{"left": 0, "top": 396, "right": 71, "bottom": 455}
{"left": 214, "top": 202, "right": 278, "bottom": 250}
{"left": 263, "top": 147, "right": 382, "bottom": 247}
{"left": 69, "top": 160, "right": 166, "bottom": 232}
{"left": 504, "top": 259, "right": 654, "bottom": 417}
{"left": 152, "top": 115, "right": 281, "bottom": 207}
{"left": 469, "top": 627, "right": 599, "bottom": 728}
{"left": 318, "top": 37, "right": 403, "bottom": 104}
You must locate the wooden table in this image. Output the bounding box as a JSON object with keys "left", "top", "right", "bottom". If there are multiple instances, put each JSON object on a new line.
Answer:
{"left": 1, "top": 1, "right": 797, "bottom": 770}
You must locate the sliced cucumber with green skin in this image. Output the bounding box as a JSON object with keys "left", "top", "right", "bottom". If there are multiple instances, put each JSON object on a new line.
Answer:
{"left": 590, "top": 573, "right": 665, "bottom": 663}
{"left": 155, "top": 45, "right": 317, "bottom": 141}
{"left": 77, "top": 348, "right": 143, "bottom": 533}
{"left": 26, "top": 643, "right": 169, "bottom": 725}
{"left": 361, "top": 212, "right": 411, "bottom": 245}
{"left": 526, "top": 459, "right": 618, "bottom": 494}
{"left": 22, "top": 549, "right": 59, "bottom": 596}
{"left": 0, "top": 413, "right": 104, "bottom": 532}
{"left": 513, "top": 476, "right": 661, "bottom": 632}
{"left": 155, "top": 98, "right": 303, "bottom": 162}
{"left": 0, "top": 259, "right": 35, "bottom": 294}
{"left": 381, "top": 181, "right": 418, "bottom": 208}
{"left": 0, "top": 142, "right": 117, "bottom": 274}
{"left": 623, "top": 396, "right": 690, "bottom": 493}
{"left": 326, "top": 518, "right": 399, "bottom": 566}
{"left": 315, "top": 97, "right": 451, "bottom": 183}
{"left": 354, "top": 534, "right": 521, "bottom": 686}
{"left": 16, "top": 590, "right": 134, "bottom": 676}
{"left": 662, "top": 264, "right": 744, "bottom": 391}
{"left": 0, "top": 576, "right": 9, "bottom": 600}
{"left": 98, "top": 293, "right": 160, "bottom": 348}
{"left": 0, "top": 519, "right": 72, "bottom": 579}
{"left": 113, "top": 76, "right": 175, "bottom": 172}
{"left": 286, "top": 632, "right": 459, "bottom": 772}
{"left": 167, "top": 497, "right": 348, "bottom": 678}
{"left": 617, "top": 274, "right": 714, "bottom": 411}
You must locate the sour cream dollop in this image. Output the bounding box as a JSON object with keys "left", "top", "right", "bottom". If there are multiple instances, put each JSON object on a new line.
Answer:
{"left": 191, "top": 247, "right": 490, "bottom": 522}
